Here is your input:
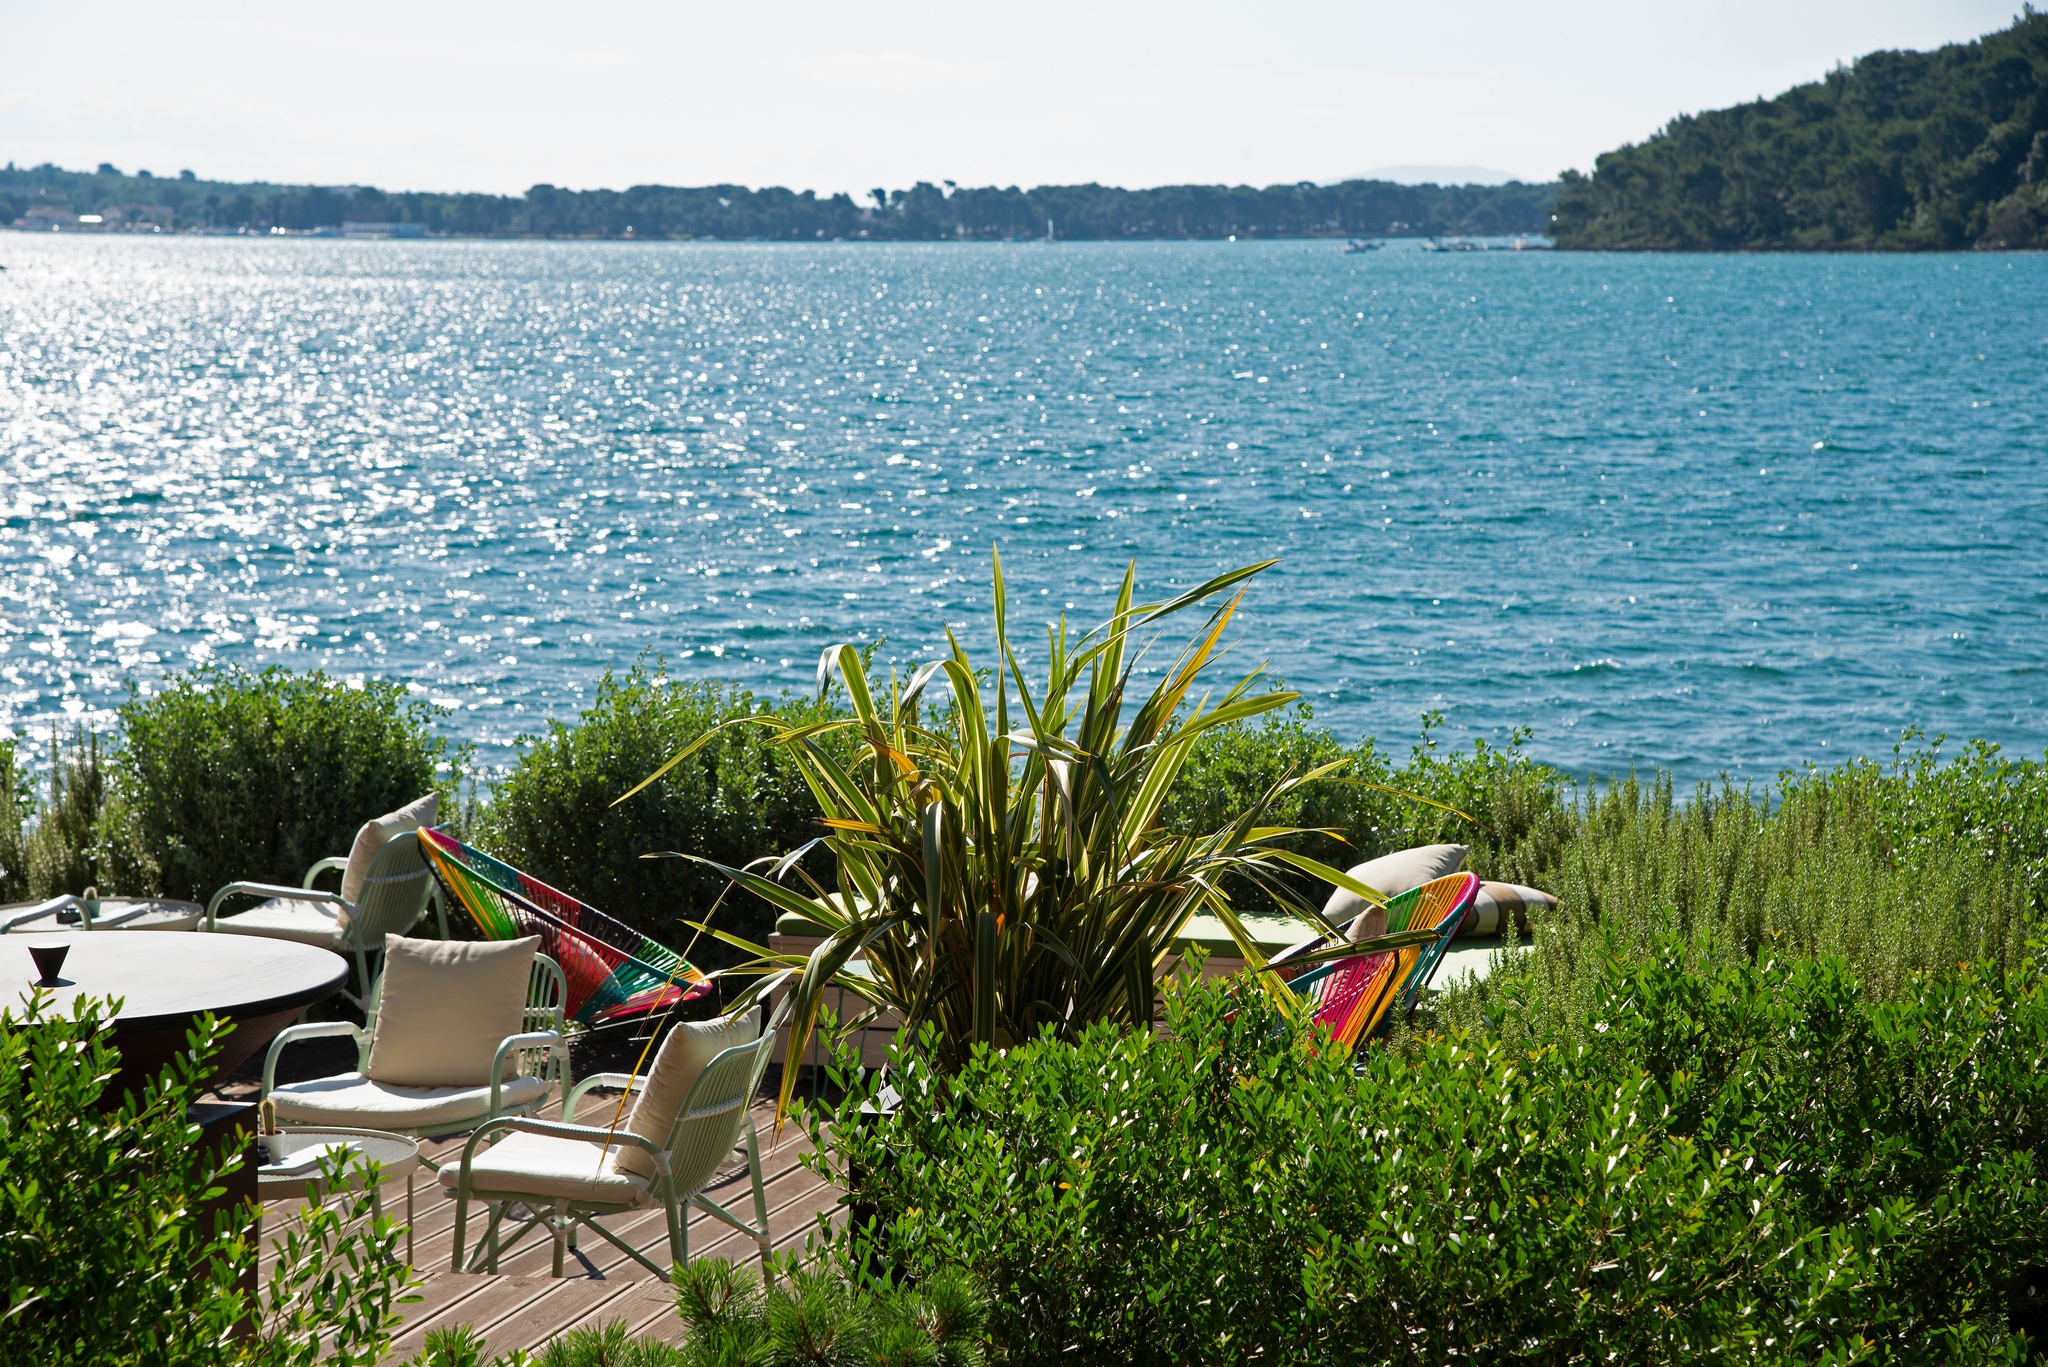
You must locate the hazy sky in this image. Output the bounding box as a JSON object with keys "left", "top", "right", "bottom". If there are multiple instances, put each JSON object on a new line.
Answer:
{"left": 0, "top": 1, "right": 2023, "bottom": 194}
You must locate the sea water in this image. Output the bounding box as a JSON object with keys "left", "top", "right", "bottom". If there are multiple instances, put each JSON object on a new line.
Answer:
{"left": 1, "top": 235, "right": 2042, "bottom": 785}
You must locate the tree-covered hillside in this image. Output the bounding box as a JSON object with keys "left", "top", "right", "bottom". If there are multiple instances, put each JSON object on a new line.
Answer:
{"left": 1554, "top": 10, "right": 2048, "bottom": 250}
{"left": 2, "top": 165, "right": 1554, "bottom": 242}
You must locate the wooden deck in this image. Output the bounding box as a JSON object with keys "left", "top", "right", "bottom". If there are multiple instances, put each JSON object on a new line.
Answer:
{"left": 258, "top": 1093, "right": 840, "bottom": 1363}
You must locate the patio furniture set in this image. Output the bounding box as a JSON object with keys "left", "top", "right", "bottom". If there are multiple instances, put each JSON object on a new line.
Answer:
{"left": 4, "top": 795, "right": 783, "bottom": 1284}
{"left": 8, "top": 797, "right": 1519, "bottom": 1290}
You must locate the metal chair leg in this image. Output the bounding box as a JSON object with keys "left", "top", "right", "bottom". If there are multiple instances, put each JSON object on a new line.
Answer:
{"left": 666, "top": 1191, "right": 688, "bottom": 1279}
{"left": 550, "top": 1198, "right": 569, "bottom": 1277}
{"left": 482, "top": 1203, "right": 506, "bottom": 1273}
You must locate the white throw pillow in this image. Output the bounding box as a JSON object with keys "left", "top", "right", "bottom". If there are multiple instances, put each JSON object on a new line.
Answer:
{"left": 1461, "top": 882, "right": 1557, "bottom": 937}
{"left": 340, "top": 793, "right": 438, "bottom": 905}
{"left": 1325, "top": 843, "right": 1469, "bottom": 941}
{"left": 610, "top": 1012, "right": 762, "bottom": 1179}
{"left": 365, "top": 934, "right": 538, "bottom": 1087}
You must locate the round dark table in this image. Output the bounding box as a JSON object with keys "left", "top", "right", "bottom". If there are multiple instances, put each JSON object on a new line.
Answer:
{"left": 5, "top": 932, "right": 348, "bottom": 1094}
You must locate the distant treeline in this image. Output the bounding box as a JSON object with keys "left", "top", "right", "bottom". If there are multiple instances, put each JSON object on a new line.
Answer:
{"left": 2, "top": 164, "right": 1556, "bottom": 241}
{"left": 1555, "top": 10, "right": 2048, "bottom": 250}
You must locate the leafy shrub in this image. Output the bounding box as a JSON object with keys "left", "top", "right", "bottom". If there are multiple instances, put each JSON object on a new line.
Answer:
{"left": 0, "top": 992, "right": 414, "bottom": 1364}
{"left": 474, "top": 665, "right": 843, "bottom": 962}
{"left": 817, "top": 955, "right": 2048, "bottom": 1365}
{"left": 114, "top": 665, "right": 462, "bottom": 902}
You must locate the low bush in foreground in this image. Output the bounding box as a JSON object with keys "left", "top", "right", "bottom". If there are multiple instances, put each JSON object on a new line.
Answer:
{"left": 0, "top": 992, "right": 413, "bottom": 1364}
{"left": 406, "top": 1261, "right": 986, "bottom": 1366}
{"left": 819, "top": 954, "right": 2048, "bottom": 1365}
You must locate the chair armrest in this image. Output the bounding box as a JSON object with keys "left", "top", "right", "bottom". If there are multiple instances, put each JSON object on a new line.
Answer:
{"left": 450, "top": 1114, "right": 664, "bottom": 1195}
{"left": 564, "top": 1072, "right": 647, "bottom": 1124}
{"left": 505, "top": 1116, "right": 662, "bottom": 1154}
{"left": 302, "top": 856, "right": 350, "bottom": 891}
{"left": 489, "top": 1030, "right": 568, "bottom": 1118}
{"left": 1, "top": 896, "right": 75, "bottom": 933}
{"left": 262, "top": 1020, "right": 367, "bottom": 1096}
{"left": 206, "top": 882, "right": 346, "bottom": 928}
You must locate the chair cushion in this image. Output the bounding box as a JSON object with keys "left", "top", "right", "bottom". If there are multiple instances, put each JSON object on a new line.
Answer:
{"left": 1326, "top": 844, "right": 1470, "bottom": 941}
{"left": 366, "top": 934, "right": 539, "bottom": 1086}
{"left": 440, "top": 1131, "right": 651, "bottom": 1205}
{"left": 341, "top": 793, "right": 438, "bottom": 904}
{"left": 614, "top": 1012, "right": 761, "bottom": 1179}
{"left": 1462, "top": 882, "right": 1557, "bottom": 938}
{"left": 210, "top": 898, "right": 348, "bottom": 948}
{"left": 270, "top": 1072, "right": 547, "bottom": 1130}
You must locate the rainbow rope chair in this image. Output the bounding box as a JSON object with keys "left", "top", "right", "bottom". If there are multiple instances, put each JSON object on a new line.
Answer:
{"left": 417, "top": 827, "right": 711, "bottom": 1028}
{"left": 1282, "top": 872, "right": 1479, "bottom": 1053}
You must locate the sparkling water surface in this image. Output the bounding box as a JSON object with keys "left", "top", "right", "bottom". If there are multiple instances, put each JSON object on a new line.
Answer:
{"left": 2, "top": 235, "right": 2043, "bottom": 785}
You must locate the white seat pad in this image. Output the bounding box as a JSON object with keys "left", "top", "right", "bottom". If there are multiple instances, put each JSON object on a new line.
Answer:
{"left": 441, "top": 1131, "right": 650, "bottom": 1205}
{"left": 270, "top": 1072, "right": 546, "bottom": 1130}
{"left": 208, "top": 897, "right": 350, "bottom": 948}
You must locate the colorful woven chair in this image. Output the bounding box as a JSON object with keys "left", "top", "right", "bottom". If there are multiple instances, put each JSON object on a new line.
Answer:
{"left": 417, "top": 827, "right": 711, "bottom": 1028}
{"left": 1281, "top": 871, "right": 1479, "bottom": 1053}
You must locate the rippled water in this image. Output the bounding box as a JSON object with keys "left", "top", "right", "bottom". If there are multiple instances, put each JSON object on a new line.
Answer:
{"left": 2, "top": 235, "right": 2042, "bottom": 784}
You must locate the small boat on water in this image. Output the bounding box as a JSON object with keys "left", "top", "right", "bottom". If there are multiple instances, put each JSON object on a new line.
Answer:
{"left": 1422, "top": 235, "right": 1553, "bottom": 253}
{"left": 1343, "top": 239, "right": 1382, "bottom": 253}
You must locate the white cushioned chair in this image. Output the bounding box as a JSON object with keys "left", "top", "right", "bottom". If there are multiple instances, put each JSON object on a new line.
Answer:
{"left": 444, "top": 993, "right": 791, "bottom": 1280}
{"left": 261, "top": 935, "right": 568, "bottom": 1141}
{"left": 204, "top": 795, "right": 445, "bottom": 1007}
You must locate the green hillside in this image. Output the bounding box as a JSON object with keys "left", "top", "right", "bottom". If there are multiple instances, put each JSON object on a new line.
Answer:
{"left": 1555, "top": 10, "right": 2048, "bottom": 250}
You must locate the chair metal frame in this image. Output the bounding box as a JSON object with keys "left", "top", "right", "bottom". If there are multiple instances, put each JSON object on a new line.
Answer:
{"left": 448, "top": 996, "right": 791, "bottom": 1282}
{"left": 206, "top": 830, "right": 447, "bottom": 1008}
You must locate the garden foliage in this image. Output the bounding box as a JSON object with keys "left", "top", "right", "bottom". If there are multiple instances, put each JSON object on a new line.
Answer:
{"left": 401, "top": 1262, "right": 987, "bottom": 1367}
{"left": 113, "top": 665, "right": 460, "bottom": 901}
{"left": 0, "top": 993, "right": 413, "bottom": 1364}
{"left": 817, "top": 953, "right": 2048, "bottom": 1365}
{"left": 474, "top": 665, "right": 841, "bottom": 959}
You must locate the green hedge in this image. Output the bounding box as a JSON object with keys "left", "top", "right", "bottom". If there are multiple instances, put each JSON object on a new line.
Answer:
{"left": 0, "top": 993, "right": 411, "bottom": 1363}
{"left": 114, "top": 666, "right": 460, "bottom": 902}
{"left": 819, "top": 953, "right": 2048, "bottom": 1364}
{"left": 471, "top": 667, "right": 843, "bottom": 964}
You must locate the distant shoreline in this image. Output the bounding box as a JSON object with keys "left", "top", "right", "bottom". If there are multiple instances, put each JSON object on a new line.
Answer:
{"left": 2, "top": 165, "right": 1557, "bottom": 243}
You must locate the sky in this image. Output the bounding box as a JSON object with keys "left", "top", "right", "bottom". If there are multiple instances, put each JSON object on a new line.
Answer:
{"left": 0, "top": 0, "right": 2025, "bottom": 195}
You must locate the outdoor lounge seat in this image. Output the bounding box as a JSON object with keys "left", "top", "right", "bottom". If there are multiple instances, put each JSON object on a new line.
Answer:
{"left": 204, "top": 795, "right": 444, "bottom": 1007}
{"left": 262, "top": 934, "right": 568, "bottom": 1141}
{"left": 444, "top": 992, "right": 792, "bottom": 1280}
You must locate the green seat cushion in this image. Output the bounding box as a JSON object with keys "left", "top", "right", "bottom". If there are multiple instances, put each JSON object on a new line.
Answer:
{"left": 775, "top": 909, "right": 831, "bottom": 939}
